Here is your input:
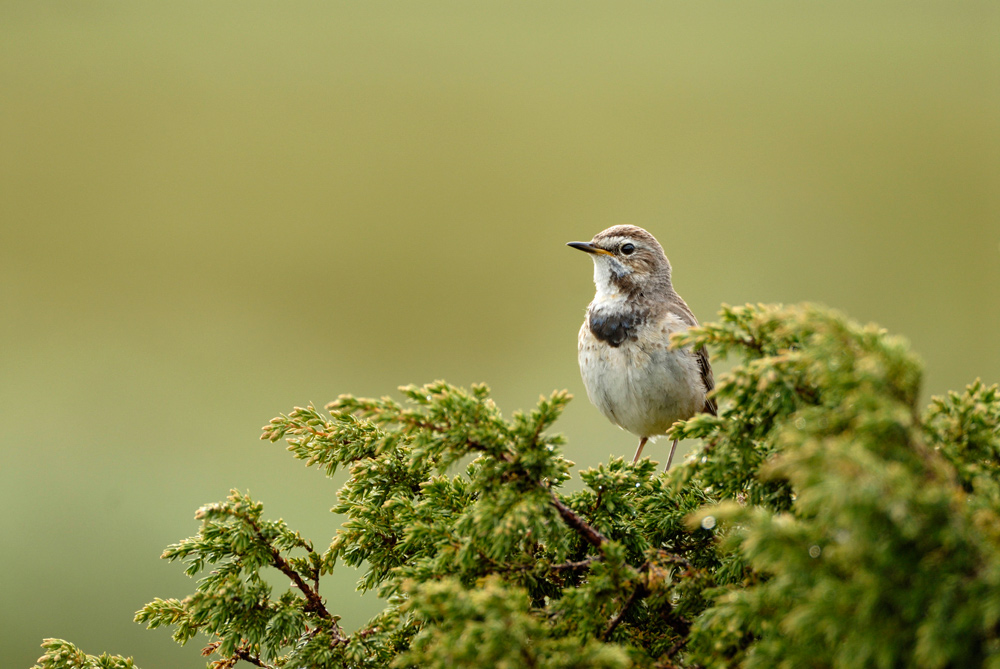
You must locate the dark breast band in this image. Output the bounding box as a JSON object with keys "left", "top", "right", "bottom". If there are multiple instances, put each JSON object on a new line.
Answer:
{"left": 588, "top": 307, "right": 642, "bottom": 347}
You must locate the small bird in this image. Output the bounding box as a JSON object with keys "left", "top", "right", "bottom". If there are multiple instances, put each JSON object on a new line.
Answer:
{"left": 568, "top": 225, "right": 716, "bottom": 468}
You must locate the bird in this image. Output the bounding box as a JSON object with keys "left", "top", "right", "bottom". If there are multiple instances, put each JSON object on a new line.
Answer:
{"left": 567, "top": 225, "right": 716, "bottom": 469}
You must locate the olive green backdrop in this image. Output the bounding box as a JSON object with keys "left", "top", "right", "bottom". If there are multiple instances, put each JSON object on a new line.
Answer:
{"left": 2, "top": 3, "right": 998, "bottom": 667}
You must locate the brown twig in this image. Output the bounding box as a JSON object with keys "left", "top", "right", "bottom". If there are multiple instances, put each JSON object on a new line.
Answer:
{"left": 549, "top": 494, "right": 606, "bottom": 548}
{"left": 664, "top": 635, "right": 690, "bottom": 662}
{"left": 242, "top": 515, "right": 347, "bottom": 643}
{"left": 233, "top": 646, "right": 272, "bottom": 668}
{"left": 603, "top": 579, "right": 646, "bottom": 640}
{"left": 550, "top": 556, "right": 601, "bottom": 571}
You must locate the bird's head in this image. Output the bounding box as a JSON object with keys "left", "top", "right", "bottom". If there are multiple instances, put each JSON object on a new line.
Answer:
{"left": 567, "top": 225, "right": 672, "bottom": 298}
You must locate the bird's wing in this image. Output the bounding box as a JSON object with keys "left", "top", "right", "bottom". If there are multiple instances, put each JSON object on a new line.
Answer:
{"left": 665, "top": 294, "right": 717, "bottom": 416}
{"left": 695, "top": 345, "right": 717, "bottom": 416}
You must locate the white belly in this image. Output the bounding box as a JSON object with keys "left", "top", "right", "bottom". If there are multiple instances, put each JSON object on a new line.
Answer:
{"left": 577, "top": 314, "right": 704, "bottom": 438}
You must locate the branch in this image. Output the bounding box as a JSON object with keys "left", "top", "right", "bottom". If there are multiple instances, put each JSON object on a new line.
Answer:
{"left": 233, "top": 646, "right": 272, "bottom": 668}
{"left": 203, "top": 642, "right": 275, "bottom": 669}
{"left": 664, "top": 635, "right": 690, "bottom": 661}
{"left": 549, "top": 494, "right": 606, "bottom": 548}
{"left": 603, "top": 580, "right": 646, "bottom": 640}
{"left": 242, "top": 515, "right": 347, "bottom": 642}
{"left": 550, "top": 557, "right": 601, "bottom": 571}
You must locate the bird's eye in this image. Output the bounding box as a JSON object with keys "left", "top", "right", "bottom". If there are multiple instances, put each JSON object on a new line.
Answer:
{"left": 621, "top": 243, "right": 636, "bottom": 255}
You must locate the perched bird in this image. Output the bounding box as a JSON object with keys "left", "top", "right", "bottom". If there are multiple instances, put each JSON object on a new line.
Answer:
{"left": 567, "top": 225, "right": 716, "bottom": 468}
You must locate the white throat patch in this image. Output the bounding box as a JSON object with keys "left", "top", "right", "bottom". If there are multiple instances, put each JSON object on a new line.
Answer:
{"left": 591, "top": 256, "right": 629, "bottom": 301}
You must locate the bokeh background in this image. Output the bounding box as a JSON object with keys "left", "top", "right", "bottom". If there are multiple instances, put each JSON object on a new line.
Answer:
{"left": 3, "top": 2, "right": 998, "bottom": 667}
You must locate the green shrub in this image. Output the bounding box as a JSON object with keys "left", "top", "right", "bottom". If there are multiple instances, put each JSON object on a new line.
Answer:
{"left": 33, "top": 304, "right": 1000, "bottom": 668}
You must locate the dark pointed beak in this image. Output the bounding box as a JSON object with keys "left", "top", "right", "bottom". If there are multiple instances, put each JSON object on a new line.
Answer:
{"left": 567, "top": 241, "right": 613, "bottom": 256}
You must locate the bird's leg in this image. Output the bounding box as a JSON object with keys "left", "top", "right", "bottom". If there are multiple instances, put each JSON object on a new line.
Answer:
{"left": 632, "top": 437, "right": 648, "bottom": 463}
{"left": 664, "top": 439, "right": 679, "bottom": 470}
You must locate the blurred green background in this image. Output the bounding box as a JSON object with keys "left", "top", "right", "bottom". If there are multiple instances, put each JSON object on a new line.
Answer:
{"left": 2, "top": 2, "right": 998, "bottom": 667}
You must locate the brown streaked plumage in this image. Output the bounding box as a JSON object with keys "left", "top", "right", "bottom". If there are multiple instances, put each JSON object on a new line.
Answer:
{"left": 568, "top": 225, "right": 715, "bottom": 468}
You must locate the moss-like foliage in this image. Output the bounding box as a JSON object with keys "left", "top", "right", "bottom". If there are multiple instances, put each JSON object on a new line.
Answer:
{"left": 33, "top": 304, "right": 1000, "bottom": 668}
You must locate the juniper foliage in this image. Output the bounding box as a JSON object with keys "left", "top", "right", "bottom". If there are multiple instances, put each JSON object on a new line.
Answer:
{"left": 32, "top": 304, "right": 1000, "bottom": 668}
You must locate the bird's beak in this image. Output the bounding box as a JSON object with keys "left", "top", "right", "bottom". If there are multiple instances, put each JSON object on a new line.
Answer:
{"left": 566, "top": 241, "right": 613, "bottom": 256}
